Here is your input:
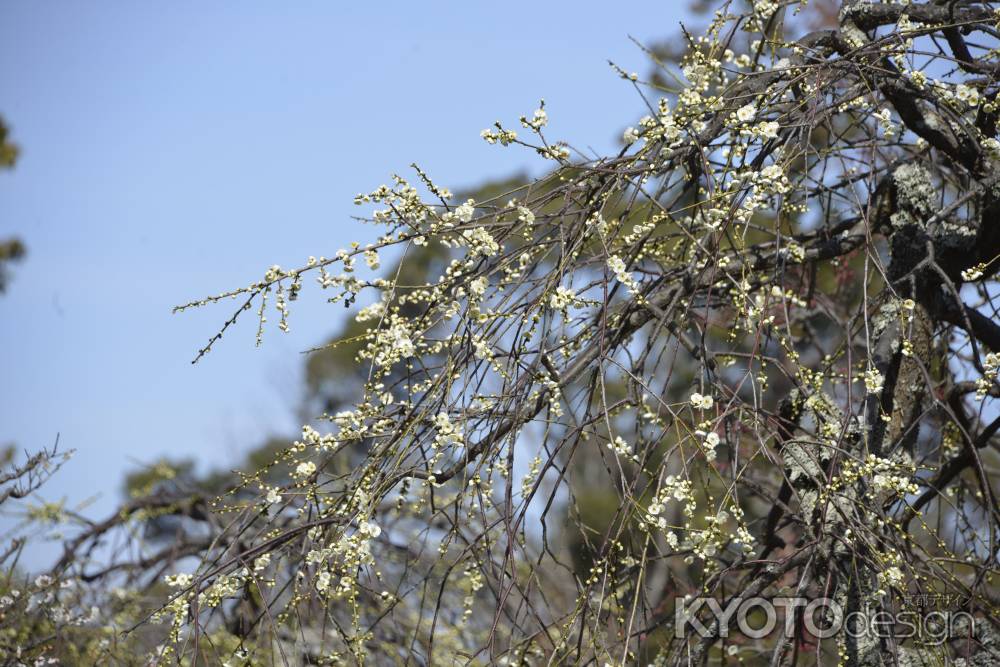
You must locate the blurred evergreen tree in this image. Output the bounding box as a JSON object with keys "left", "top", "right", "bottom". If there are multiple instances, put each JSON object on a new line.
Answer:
{"left": 0, "top": 116, "right": 25, "bottom": 293}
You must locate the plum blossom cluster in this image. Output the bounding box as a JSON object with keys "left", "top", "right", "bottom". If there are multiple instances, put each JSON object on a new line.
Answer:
{"left": 156, "top": 2, "right": 1000, "bottom": 663}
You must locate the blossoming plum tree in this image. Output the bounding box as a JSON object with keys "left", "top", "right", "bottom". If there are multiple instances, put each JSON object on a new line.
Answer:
{"left": 12, "top": 1, "right": 1000, "bottom": 665}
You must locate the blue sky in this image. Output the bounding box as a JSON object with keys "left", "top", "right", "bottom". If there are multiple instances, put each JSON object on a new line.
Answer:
{"left": 0, "top": 2, "right": 684, "bottom": 546}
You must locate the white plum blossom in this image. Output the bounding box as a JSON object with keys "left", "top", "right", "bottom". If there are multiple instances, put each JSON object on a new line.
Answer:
{"left": 372, "top": 320, "right": 416, "bottom": 367}
{"left": 962, "top": 264, "right": 985, "bottom": 281}
{"left": 358, "top": 520, "right": 381, "bottom": 538}
{"left": 607, "top": 435, "right": 638, "bottom": 462}
{"left": 607, "top": 254, "right": 639, "bottom": 294}
{"left": 355, "top": 300, "right": 385, "bottom": 323}
{"left": 521, "top": 105, "right": 548, "bottom": 131}
{"left": 516, "top": 205, "right": 534, "bottom": 224}
{"left": 864, "top": 368, "right": 885, "bottom": 394}
{"left": 690, "top": 392, "right": 713, "bottom": 410}
{"left": 469, "top": 276, "right": 488, "bottom": 298}
{"left": 461, "top": 226, "right": 500, "bottom": 257}
{"left": 455, "top": 199, "right": 476, "bottom": 223}
{"left": 164, "top": 573, "right": 193, "bottom": 589}
{"left": 983, "top": 137, "right": 1000, "bottom": 161}
{"left": 548, "top": 285, "right": 578, "bottom": 310}
{"left": 701, "top": 431, "right": 720, "bottom": 458}
{"left": 735, "top": 103, "right": 756, "bottom": 123}
{"left": 757, "top": 120, "right": 779, "bottom": 139}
